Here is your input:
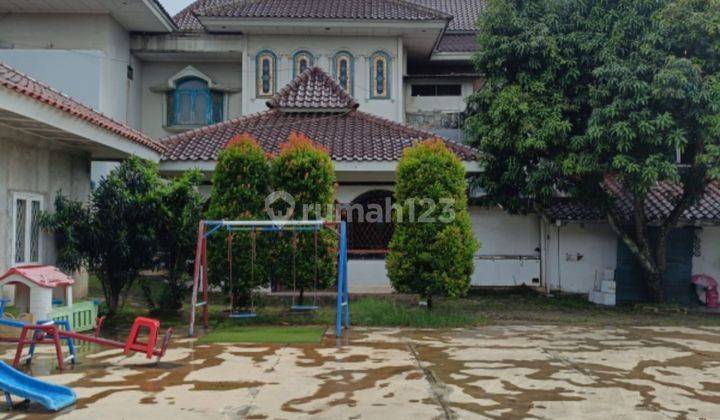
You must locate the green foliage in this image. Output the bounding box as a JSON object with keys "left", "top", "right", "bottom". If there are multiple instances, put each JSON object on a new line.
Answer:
{"left": 269, "top": 133, "right": 337, "bottom": 303}
{"left": 43, "top": 158, "right": 201, "bottom": 315}
{"left": 41, "top": 194, "right": 90, "bottom": 273}
{"left": 387, "top": 140, "right": 478, "bottom": 307}
{"left": 150, "top": 170, "right": 204, "bottom": 314}
{"left": 206, "top": 135, "right": 272, "bottom": 308}
{"left": 466, "top": 0, "right": 720, "bottom": 301}
{"left": 87, "top": 157, "right": 163, "bottom": 314}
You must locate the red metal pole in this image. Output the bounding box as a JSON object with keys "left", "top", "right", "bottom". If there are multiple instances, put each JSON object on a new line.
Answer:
{"left": 12, "top": 326, "right": 28, "bottom": 368}
{"left": 51, "top": 326, "right": 65, "bottom": 371}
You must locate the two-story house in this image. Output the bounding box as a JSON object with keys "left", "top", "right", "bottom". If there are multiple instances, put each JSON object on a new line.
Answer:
{"left": 1, "top": 0, "right": 718, "bottom": 303}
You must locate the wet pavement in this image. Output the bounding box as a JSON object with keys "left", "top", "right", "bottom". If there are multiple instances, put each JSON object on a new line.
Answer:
{"left": 2, "top": 325, "right": 720, "bottom": 419}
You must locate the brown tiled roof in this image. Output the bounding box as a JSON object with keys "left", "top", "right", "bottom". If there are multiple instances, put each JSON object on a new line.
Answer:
{"left": 546, "top": 178, "right": 720, "bottom": 223}
{"left": 174, "top": 0, "right": 231, "bottom": 31}
{"left": 267, "top": 67, "right": 359, "bottom": 111}
{"left": 161, "top": 68, "right": 475, "bottom": 162}
{"left": 175, "top": 0, "right": 452, "bottom": 31}
{"left": 161, "top": 109, "right": 476, "bottom": 162}
{"left": 436, "top": 33, "right": 477, "bottom": 53}
{"left": 407, "top": 0, "right": 485, "bottom": 31}
{"left": 0, "top": 63, "right": 164, "bottom": 154}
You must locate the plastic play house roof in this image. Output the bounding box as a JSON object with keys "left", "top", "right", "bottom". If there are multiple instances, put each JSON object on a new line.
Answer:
{"left": 0, "top": 265, "right": 75, "bottom": 288}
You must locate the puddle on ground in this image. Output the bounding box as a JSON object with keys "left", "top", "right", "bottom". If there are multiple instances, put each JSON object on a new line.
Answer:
{"left": 1, "top": 326, "right": 720, "bottom": 419}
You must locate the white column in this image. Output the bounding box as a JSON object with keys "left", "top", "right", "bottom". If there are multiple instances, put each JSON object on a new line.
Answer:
{"left": 396, "top": 37, "right": 405, "bottom": 123}
{"left": 66, "top": 285, "right": 73, "bottom": 307}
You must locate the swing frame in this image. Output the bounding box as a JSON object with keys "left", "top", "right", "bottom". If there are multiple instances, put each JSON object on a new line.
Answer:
{"left": 188, "top": 220, "right": 350, "bottom": 337}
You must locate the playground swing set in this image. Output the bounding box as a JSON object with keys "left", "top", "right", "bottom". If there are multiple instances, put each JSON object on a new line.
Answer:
{"left": 188, "top": 220, "right": 350, "bottom": 337}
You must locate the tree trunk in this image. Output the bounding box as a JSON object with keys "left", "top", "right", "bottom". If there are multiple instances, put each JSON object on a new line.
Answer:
{"left": 646, "top": 271, "right": 665, "bottom": 302}
{"left": 426, "top": 296, "right": 433, "bottom": 311}
{"left": 298, "top": 287, "right": 305, "bottom": 306}
{"left": 607, "top": 213, "right": 667, "bottom": 303}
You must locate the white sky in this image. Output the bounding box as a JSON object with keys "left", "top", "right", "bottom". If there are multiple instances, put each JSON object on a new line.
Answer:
{"left": 160, "top": 0, "right": 195, "bottom": 16}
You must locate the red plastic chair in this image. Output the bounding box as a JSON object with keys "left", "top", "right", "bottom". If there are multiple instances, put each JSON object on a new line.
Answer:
{"left": 124, "top": 317, "right": 160, "bottom": 359}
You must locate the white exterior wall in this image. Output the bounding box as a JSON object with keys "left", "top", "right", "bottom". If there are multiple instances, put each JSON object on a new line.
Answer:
{"left": 140, "top": 61, "right": 243, "bottom": 139}
{"left": 544, "top": 222, "right": 618, "bottom": 294}
{"left": 470, "top": 207, "right": 542, "bottom": 287}
{"left": 244, "top": 35, "right": 402, "bottom": 121}
{"left": 0, "top": 127, "right": 91, "bottom": 297}
{"left": 0, "top": 13, "right": 138, "bottom": 126}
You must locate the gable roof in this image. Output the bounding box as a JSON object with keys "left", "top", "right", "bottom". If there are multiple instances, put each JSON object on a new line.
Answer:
{"left": 161, "top": 68, "right": 476, "bottom": 162}
{"left": 546, "top": 178, "right": 720, "bottom": 224}
{"left": 0, "top": 265, "right": 75, "bottom": 289}
{"left": 174, "top": 0, "right": 452, "bottom": 32}
{"left": 0, "top": 63, "right": 164, "bottom": 154}
{"left": 267, "top": 67, "right": 359, "bottom": 111}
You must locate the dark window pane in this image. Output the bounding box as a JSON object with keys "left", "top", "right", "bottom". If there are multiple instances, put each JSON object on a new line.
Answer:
{"left": 15, "top": 199, "right": 26, "bottom": 263}
{"left": 262, "top": 59, "right": 271, "bottom": 93}
{"left": 212, "top": 92, "right": 224, "bottom": 123}
{"left": 376, "top": 61, "right": 385, "bottom": 95}
{"left": 436, "top": 84, "right": 462, "bottom": 96}
{"left": 411, "top": 85, "right": 436, "bottom": 96}
{"left": 30, "top": 200, "right": 40, "bottom": 262}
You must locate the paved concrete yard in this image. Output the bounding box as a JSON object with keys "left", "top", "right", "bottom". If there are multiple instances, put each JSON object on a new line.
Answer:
{"left": 2, "top": 325, "right": 720, "bottom": 419}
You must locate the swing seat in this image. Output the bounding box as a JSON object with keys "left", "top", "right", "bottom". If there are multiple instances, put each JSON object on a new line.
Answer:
{"left": 291, "top": 305, "right": 319, "bottom": 311}
{"left": 228, "top": 311, "right": 257, "bottom": 319}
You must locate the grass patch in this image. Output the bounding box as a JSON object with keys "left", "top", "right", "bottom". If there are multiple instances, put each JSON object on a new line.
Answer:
{"left": 350, "top": 298, "right": 485, "bottom": 328}
{"left": 198, "top": 326, "right": 326, "bottom": 344}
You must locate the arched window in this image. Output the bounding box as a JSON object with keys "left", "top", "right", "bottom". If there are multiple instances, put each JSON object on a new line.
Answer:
{"left": 292, "top": 50, "right": 314, "bottom": 78}
{"left": 333, "top": 51, "right": 354, "bottom": 94}
{"left": 256, "top": 50, "right": 277, "bottom": 98}
{"left": 370, "top": 51, "right": 391, "bottom": 99}
{"left": 166, "top": 77, "right": 223, "bottom": 126}
{"left": 346, "top": 190, "right": 394, "bottom": 257}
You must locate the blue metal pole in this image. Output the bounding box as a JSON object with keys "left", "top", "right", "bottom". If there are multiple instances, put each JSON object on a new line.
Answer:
{"left": 336, "top": 221, "right": 348, "bottom": 337}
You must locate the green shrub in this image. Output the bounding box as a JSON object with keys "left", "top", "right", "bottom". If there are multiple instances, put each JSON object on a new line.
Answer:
{"left": 269, "top": 133, "right": 337, "bottom": 304}
{"left": 387, "top": 139, "right": 478, "bottom": 309}
{"left": 151, "top": 170, "right": 204, "bottom": 314}
{"left": 206, "top": 135, "right": 271, "bottom": 308}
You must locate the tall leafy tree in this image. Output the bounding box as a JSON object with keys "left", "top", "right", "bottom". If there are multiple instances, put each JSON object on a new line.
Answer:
{"left": 206, "top": 135, "right": 271, "bottom": 309}
{"left": 146, "top": 170, "right": 204, "bottom": 314}
{"left": 269, "top": 133, "right": 337, "bottom": 304}
{"left": 386, "top": 139, "right": 478, "bottom": 309}
{"left": 466, "top": 0, "right": 720, "bottom": 301}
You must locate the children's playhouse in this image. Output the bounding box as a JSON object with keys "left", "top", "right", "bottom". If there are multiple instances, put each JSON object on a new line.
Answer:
{"left": 0, "top": 265, "right": 96, "bottom": 331}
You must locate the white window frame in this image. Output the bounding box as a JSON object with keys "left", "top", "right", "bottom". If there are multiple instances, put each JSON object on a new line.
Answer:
{"left": 11, "top": 192, "right": 44, "bottom": 267}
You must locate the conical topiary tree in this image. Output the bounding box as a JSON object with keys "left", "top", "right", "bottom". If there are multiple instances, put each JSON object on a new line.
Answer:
{"left": 206, "top": 134, "right": 271, "bottom": 309}
{"left": 386, "top": 139, "right": 478, "bottom": 309}
{"left": 269, "top": 132, "right": 337, "bottom": 304}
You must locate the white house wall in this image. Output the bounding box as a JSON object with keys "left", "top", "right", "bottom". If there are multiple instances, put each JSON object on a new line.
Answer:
{"left": 470, "top": 207, "right": 542, "bottom": 287}
{"left": 140, "top": 61, "right": 243, "bottom": 139}
{"left": 0, "top": 13, "right": 138, "bottom": 126}
{"left": 544, "top": 222, "right": 618, "bottom": 294}
{"left": 0, "top": 127, "right": 91, "bottom": 297}
{"left": 245, "top": 35, "right": 402, "bottom": 121}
